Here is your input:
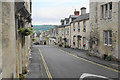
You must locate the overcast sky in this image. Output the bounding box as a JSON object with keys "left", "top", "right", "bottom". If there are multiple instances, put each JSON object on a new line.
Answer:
{"left": 32, "top": 0, "right": 89, "bottom": 25}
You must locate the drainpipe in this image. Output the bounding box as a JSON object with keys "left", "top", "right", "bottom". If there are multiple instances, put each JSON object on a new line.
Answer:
{"left": 70, "top": 23, "right": 71, "bottom": 47}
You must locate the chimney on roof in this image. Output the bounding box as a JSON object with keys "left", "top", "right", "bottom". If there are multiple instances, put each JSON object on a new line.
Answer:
{"left": 81, "top": 7, "right": 86, "bottom": 15}
{"left": 61, "top": 19, "right": 64, "bottom": 25}
{"left": 65, "top": 18, "right": 69, "bottom": 24}
{"left": 74, "top": 9, "right": 79, "bottom": 15}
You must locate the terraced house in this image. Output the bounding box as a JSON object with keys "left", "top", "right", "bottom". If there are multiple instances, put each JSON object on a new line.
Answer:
{"left": 90, "top": 1, "right": 120, "bottom": 60}
{"left": 57, "top": 19, "right": 65, "bottom": 46}
{"left": 0, "top": 0, "right": 32, "bottom": 78}
{"left": 70, "top": 7, "right": 90, "bottom": 50}
{"left": 57, "top": 12, "right": 79, "bottom": 47}
{"left": 64, "top": 18, "right": 70, "bottom": 47}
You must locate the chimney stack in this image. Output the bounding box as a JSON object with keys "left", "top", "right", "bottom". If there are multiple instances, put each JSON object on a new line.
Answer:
{"left": 81, "top": 7, "right": 86, "bottom": 15}
{"left": 65, "top": 18, "right": 69, "bottom": 24}
{"left": 61, "top": 19, "right": 64, "bottom": 25}
{"left": 74, "top": 9, "right": 79, "bottom": 15}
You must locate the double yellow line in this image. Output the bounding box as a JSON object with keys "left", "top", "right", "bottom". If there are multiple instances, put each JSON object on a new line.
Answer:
{"left": 59, "top": 49, "right": 120, "bottom": 73}
{"left": 38, "top": 49, "right": 53, "bottom": 80}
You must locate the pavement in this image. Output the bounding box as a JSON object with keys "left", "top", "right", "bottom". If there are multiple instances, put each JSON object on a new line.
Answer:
{"left": 55, "top": 45, "right": 120, "bottom": 71}
{"left": 26, "top": 46, "right": 48, "bottom": 78}
{"left": 26, "top": 45, "right": 119, "bottom": 79}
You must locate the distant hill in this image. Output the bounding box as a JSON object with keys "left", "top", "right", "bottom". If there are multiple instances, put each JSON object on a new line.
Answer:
{"left": 33, "top": 25, "right": 55, "bottom": 34}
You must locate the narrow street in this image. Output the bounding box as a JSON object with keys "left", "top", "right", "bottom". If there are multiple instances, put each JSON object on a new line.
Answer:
{"left": 27, "top": 45, "right": 119, "bottom": 79}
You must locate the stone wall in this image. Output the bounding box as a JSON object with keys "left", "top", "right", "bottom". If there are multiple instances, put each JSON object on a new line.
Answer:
{"left": 65, "top": 26, "right": 70, "bottom": 46}
{"left": 0, "top": 1, "right": 2, "bottom": 75}
{"left": 118, "top": 1, "right": 120, "bottom": 60}
{"left": 2, "top": 2, "right": 16, "bottom": 78}
{"left": 90, "top": 2, "right": 119, "bottom": 59}
{"left": 70, "top": 20, "right": 90, "bottom": 50}
{"left": 0, "top": 0, "right": 32, "bottom": 78}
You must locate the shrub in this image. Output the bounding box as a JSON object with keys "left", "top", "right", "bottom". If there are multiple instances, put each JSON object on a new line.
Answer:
{"left": 58, "top": 44, "right": 62, "bottom": 47}
{"left": 105, "top": 55, "right": 112, "bottom": 61}
{"left": 19, "top": 74, "right": 25, "bottom": 80}
{"left": 65, "top": 44, "right": 69, "bottom": 48}
{"left": 32, "top": 38, "right": 35, "bottom": 41}
{"left": 86, "top": 53, "right": 91, "bottom": 56}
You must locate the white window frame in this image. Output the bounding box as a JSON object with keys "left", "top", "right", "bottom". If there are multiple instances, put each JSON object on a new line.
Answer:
{"left": 101, "top": 2, "right": 112, "bottom": 19}
{"left": 73, "top": 36, "right": 75, "bottom": 42}
{"left": 83, "top": 37, "right": 86, "bottom": 44}
{"left": 108, "top": 31, "right": 112, "bottom": 46}
{"left": 109, "top": 2, "right": 112, "bottom": 18}
{"left": 101, "top": 5, "right": 104, "bottom": 18}
{"left": 104, "top": 31, "right": 108, "bottom": 45}
{"left": 105, "top": 4, "right": 108, "bottom": 18}
{"left": 104, "top": 30, "right": 112, "bottom": 46}
{"left": 65, "top": 28, "right": 69, "bottom": 35}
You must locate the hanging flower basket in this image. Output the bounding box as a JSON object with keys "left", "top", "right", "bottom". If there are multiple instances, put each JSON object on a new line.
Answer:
{"left": 18, "top": 27, "right": 32, "bottom": 36}
{"left": 83, "top": 44, "right": 86, "bottom": 47}
{"left": 73, "top": 41, "right": 75, "bottom": 45}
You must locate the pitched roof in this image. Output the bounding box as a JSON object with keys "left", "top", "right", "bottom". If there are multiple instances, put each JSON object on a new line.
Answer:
{"left": 72, "top": 13, "right": 89, "bottom": 23}
{"left": 69, "top": 15, "right": 79, "bottom": 18}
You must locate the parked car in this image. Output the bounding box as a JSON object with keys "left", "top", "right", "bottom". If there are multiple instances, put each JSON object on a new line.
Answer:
{"left": 34, "top": 42, "right": 40, "bottom": 45}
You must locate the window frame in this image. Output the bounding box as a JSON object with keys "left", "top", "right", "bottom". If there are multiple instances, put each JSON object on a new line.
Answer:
{"left": 101, "top": 5, "right": 104, "bottom": 18}
{"left": 104, "top": 30, "right": 112, "bottom": 46}
{"left": 105, "top": 4, "right": 108, "bottom": 18}
{"left": 73, "top": 23, "right": 75, "bottom": 31}
{"left": 101, "top": 2, "right": 112, "bottom": 19}
{"left": 78, "top": 22, "right": 80, "bottom": 32}
{"left": 109, "top": 2, "right": 112, "bottom": 18}
{"left": 83, "top": 21, "right": 86, "bottom": 32}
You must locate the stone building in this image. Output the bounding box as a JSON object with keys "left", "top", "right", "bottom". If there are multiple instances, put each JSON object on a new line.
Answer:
{"left": 41, "top": 31, "right": 46, "bottom": 44}
{"left": 53, "top": 25, "right": 59, "bottom": 44}
{"left": 57, "top": 19, "right": 65, "bottom": 46}
{"left": 0, "top": 0, "right": 32, "bottom": 78}
{"left": 70, "top": 7, "right": 90, "bottom": 50}
{"left": 1, "top": 2, "right": 16, "bottom": 78}
{"left": 90, "top": 1, "right": 120, "bottom": 59}
{"left": 68, "top": 12, "right": 80, "bottom": 47}
{"left": 57, "top": 11, "right": 79, "bottom": 47}
{"left": 49, "top": 26, "right": 59, "bottom": 45}
{"left": 64, "top": 24, "right": 70, "bottom": 47}
{"left": 15, "top": 0, "right": 32, "bottom": 78}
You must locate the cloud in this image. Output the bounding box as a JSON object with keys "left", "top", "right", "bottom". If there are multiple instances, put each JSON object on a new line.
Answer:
{"left": 32, "top": 0, "right": 89, "bottom": 25}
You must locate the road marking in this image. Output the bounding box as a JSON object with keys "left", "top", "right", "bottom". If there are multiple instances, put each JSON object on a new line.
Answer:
{"left": 38, "top": 49, "right": 53, "bottom": 80}
{"left": 40, "top": 64, "right": 44, "bottom": 78}
{"left": 58, "top": 48, "right": 120, "bottom": 73}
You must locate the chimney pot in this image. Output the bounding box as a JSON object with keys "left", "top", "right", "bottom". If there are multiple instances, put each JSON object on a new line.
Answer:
{"left": 81, "top": 7, "right": 86, "bottom": 15}
{"left": 74, "top": 9, "right": 79, "bottom": 15}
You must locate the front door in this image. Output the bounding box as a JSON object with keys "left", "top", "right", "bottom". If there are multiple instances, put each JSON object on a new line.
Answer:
{"left": 77, "top": 37, "right": 81, "bottom": 49}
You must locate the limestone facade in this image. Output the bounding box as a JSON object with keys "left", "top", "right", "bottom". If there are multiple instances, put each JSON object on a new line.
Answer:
{"left": 70, "top": 15, "right": 90, "bottom": 50}
{"left": 90, "top": 2, "right": 119, "bottom": 59}
{"left": 0, "top": 0, "right": 32, "bottom": 78}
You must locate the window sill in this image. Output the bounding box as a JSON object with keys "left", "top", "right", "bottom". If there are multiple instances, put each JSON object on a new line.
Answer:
{"left": 104, "top": 44, "right": 107, "bottom": 46}
{"left": 101, "top": 17, "right": 112, "bottom": 20}
{"left": 104, "top": 44, "right": 112, "bottom": 46}
{"left": 108, "top": 44, "right": 112, "bottom": 47}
